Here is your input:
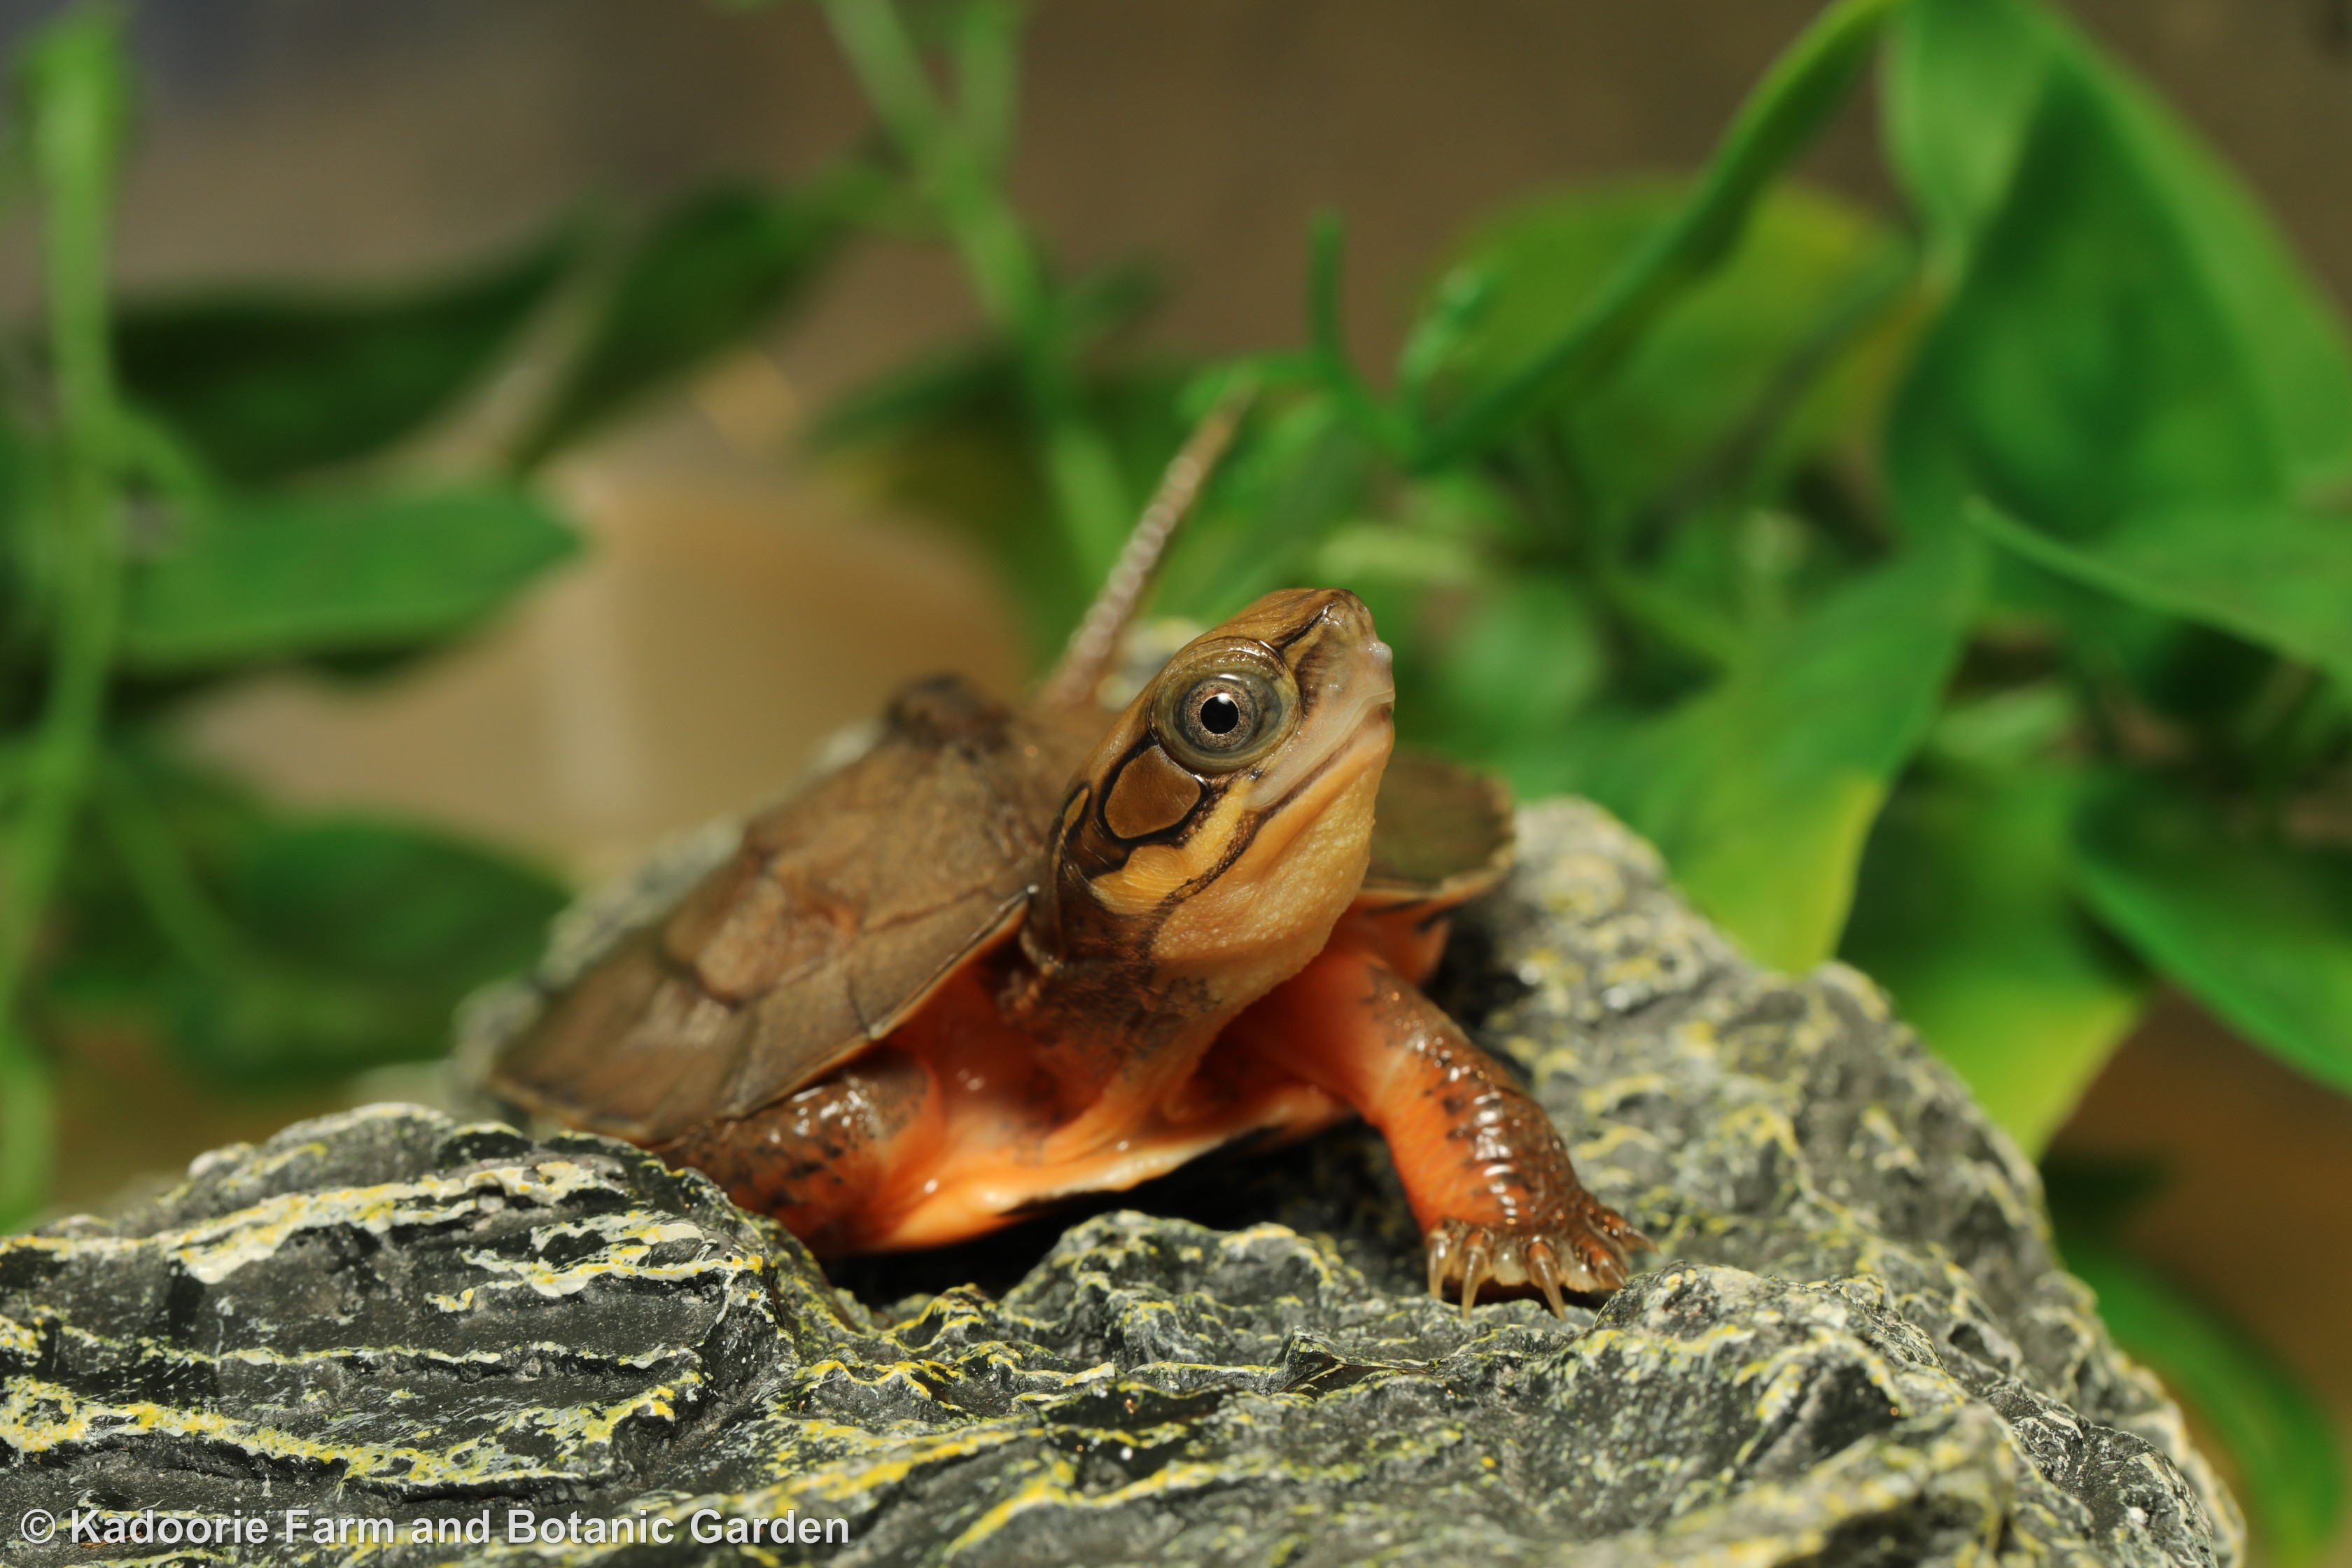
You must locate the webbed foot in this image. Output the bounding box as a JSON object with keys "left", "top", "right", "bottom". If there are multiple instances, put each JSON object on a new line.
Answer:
{"left": 1424, "top": 1198, "right": 1651, "bottom": 1319}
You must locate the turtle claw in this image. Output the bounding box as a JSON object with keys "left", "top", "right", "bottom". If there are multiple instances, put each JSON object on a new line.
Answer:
{"left": 1460, "top": 1235, "right": 1494, "bottom": 1320}
{"left": 1425, "top": 1226, "right": 1460, "bottom": 1301}
{"left": 1423, "top": 1196, "right": 1648, "bottom": 1317}
{"left": 1527, "top": 1240, "right": 1567, "bottom": 1320}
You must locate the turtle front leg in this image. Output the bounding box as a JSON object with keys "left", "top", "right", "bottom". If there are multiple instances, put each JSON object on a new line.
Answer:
{"left": 650, "top": 1046, "right": 939, "bottom": 1255}
{"left": 1224, "top": 946, "right": 1648, "bottom": 1316}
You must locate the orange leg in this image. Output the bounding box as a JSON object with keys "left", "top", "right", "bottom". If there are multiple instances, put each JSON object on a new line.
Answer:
{"left": 1322, "top": 902, "right": 1455, "bottom": 986}
{"left": 1222, "top": 944, "right": 1647, "bottom": 1315}
{"left": 652, "top": 1046, "right": 941, "bottom": 1256}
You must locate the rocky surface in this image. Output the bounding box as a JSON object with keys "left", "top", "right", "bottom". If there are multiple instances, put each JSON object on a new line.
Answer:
{"left": 0, "top": 800, "right": 2238, "bottom": 1566}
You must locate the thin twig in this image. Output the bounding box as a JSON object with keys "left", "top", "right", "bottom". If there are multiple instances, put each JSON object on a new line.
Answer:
{"left": 1037, "top": 382, "right": 1256, "bottom": 710}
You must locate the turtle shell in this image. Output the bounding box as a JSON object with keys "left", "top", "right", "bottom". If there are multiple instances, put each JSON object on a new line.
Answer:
{"left": 492, "top": 676, "right": 1102, "bottom": 1143}
{"left": 1359, "top": 748, "right": 1514, "bottom": 909}
{"left": 491, "top": 680, "right": 1513, "bottom": 1145}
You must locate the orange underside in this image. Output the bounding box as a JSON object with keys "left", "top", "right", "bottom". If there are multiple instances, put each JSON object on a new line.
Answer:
{"left": 824, "top": 902, "right": 1450, "bottom": 1252}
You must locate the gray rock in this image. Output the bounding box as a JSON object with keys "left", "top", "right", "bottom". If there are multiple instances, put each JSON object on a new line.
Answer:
{"left": 0, "top": 800, "right": 2237, "bottom": 1567}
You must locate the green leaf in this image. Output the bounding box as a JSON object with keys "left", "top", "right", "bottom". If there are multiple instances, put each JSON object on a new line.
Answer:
{"left": 1417, "top": 0, "right": 1901, "bottom": 464}
{"left": 228, "top": 818, "right": 564, "bottom": 998}
{"left": 2094, "top": 102, "right": 2352, "bottom": 501}
{"left": 2075, "top": 776, "right": 2352, "bottom": 1096}
{"left": 1580, "top": 536, "right": 1982, "bottom": 972}
{"left": 45, "top": 748, "right": 566, "bottom": 1082}
{"left": 181, "top": 817, "right": 564, "bottom": 1079}
{"left": 1967, "top": 498, "right": 2352, "bottom": 690}
{"left": 115, "top": 227, "right": 578, "bottom": 484}
{"left": 1890, "top": 70, "right": 2283, "bottom": 545}
{"left": 1886, "top": 0, "right": 2352, "bottom": 548}
{"left": 516, "top": 182, "right": 848, "bottom": 468}
{"left": 1298, "top": 468, "right": 1526, "bottom": 613}
{"left": 118, "top": 486, "right": 577, "bottom": 672}
{"left": 1889, "top": 0, "right": 2352, "bottom": 493}
{"left": 1842, "top": 766, "right": 2146, "bottom": 1153}
{"left": 1919, "top": 680, "right": 2078, "bottom": 771}
{"left": 1437, "top": 181, "right": 1914, "bottom": 522}
{"left": 1414, "top": 577, "right": 1610, "bottom": 779}
{"left": 1882, "top": 0, "right": 2057, "bottom": 274}
{"left": 809, "top": 338, "right": 1013, "bottom": 454}
{"left": 2045, "top": 1156, "right": 2346, "bottom": 1566}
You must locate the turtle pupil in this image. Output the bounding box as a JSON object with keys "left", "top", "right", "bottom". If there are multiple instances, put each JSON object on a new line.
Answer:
{"left": 1160, "top": 668, "right": 1280, "bottom": 769}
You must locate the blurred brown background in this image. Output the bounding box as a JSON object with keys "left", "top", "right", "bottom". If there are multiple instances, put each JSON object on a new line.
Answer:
{"left": 7, "top": 0, "right": 2346, "bottom": 1546}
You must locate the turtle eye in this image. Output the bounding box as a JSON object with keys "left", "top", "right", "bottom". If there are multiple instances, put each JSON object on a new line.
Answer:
{"left": 1182, "top": 677, "right": 1256, "bottom": 752}
{"left": 1156, "top": 660, "right": 1291, "bottom": 773}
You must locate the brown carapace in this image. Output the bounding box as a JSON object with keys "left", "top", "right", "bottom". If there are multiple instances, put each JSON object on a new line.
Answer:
{"left": 493, "top": 589, "right": 1648, "bottom": 1315}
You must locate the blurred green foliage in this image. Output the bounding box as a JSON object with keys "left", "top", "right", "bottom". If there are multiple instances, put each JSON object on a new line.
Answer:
{"left": 114, "top": 225, "right": 579, "bottom": 484}
{"left": 513, "top": 180, "right": 859, "bottom": 468}
{"left": 0, "top": 1, "right": 2344, "bottom": 1558}
{"left": 0, "top": 13, "right": 858, "bottom": 1233}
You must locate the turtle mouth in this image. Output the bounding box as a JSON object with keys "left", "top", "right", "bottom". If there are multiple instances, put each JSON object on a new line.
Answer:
{"left": 1242, "top": 626, "right": 1395, "bottom": 816}
{"left": 1233, "top": 682, "right": 1395, "bottom": 873}
{"left": 1172, "top": 703, "right": 1388, "bottom": 932}
{"left": 1226, "top": 594, "right": 1396, "bottom": 872}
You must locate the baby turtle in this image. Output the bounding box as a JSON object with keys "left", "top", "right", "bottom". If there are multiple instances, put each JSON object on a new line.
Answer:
{"left": 493, "top": 422, "right": 1646, "bottom": 1315}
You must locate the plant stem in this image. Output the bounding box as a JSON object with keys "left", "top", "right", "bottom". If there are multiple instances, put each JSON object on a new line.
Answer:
{"left": 1307, "top": 216, "right": 1406, "bottom": 455}
{"left": 953, "top": 0, "right": 1023, "bottom": 180}
{"left": 0, "top": 12, "right": 129, "bottom": 1228}
{"left": 819, "top": 0, "right": 1131, "bottom": 587}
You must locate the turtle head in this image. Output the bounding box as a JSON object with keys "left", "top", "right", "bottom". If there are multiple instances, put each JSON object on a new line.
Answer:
{"left": 1032, "top": 588, "right": 1396, "bottom": 1008}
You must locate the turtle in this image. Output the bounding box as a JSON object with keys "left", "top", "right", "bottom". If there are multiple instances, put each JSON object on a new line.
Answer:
{"left": 491, "top": 414, "right": 1648, "bottom": 1315}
